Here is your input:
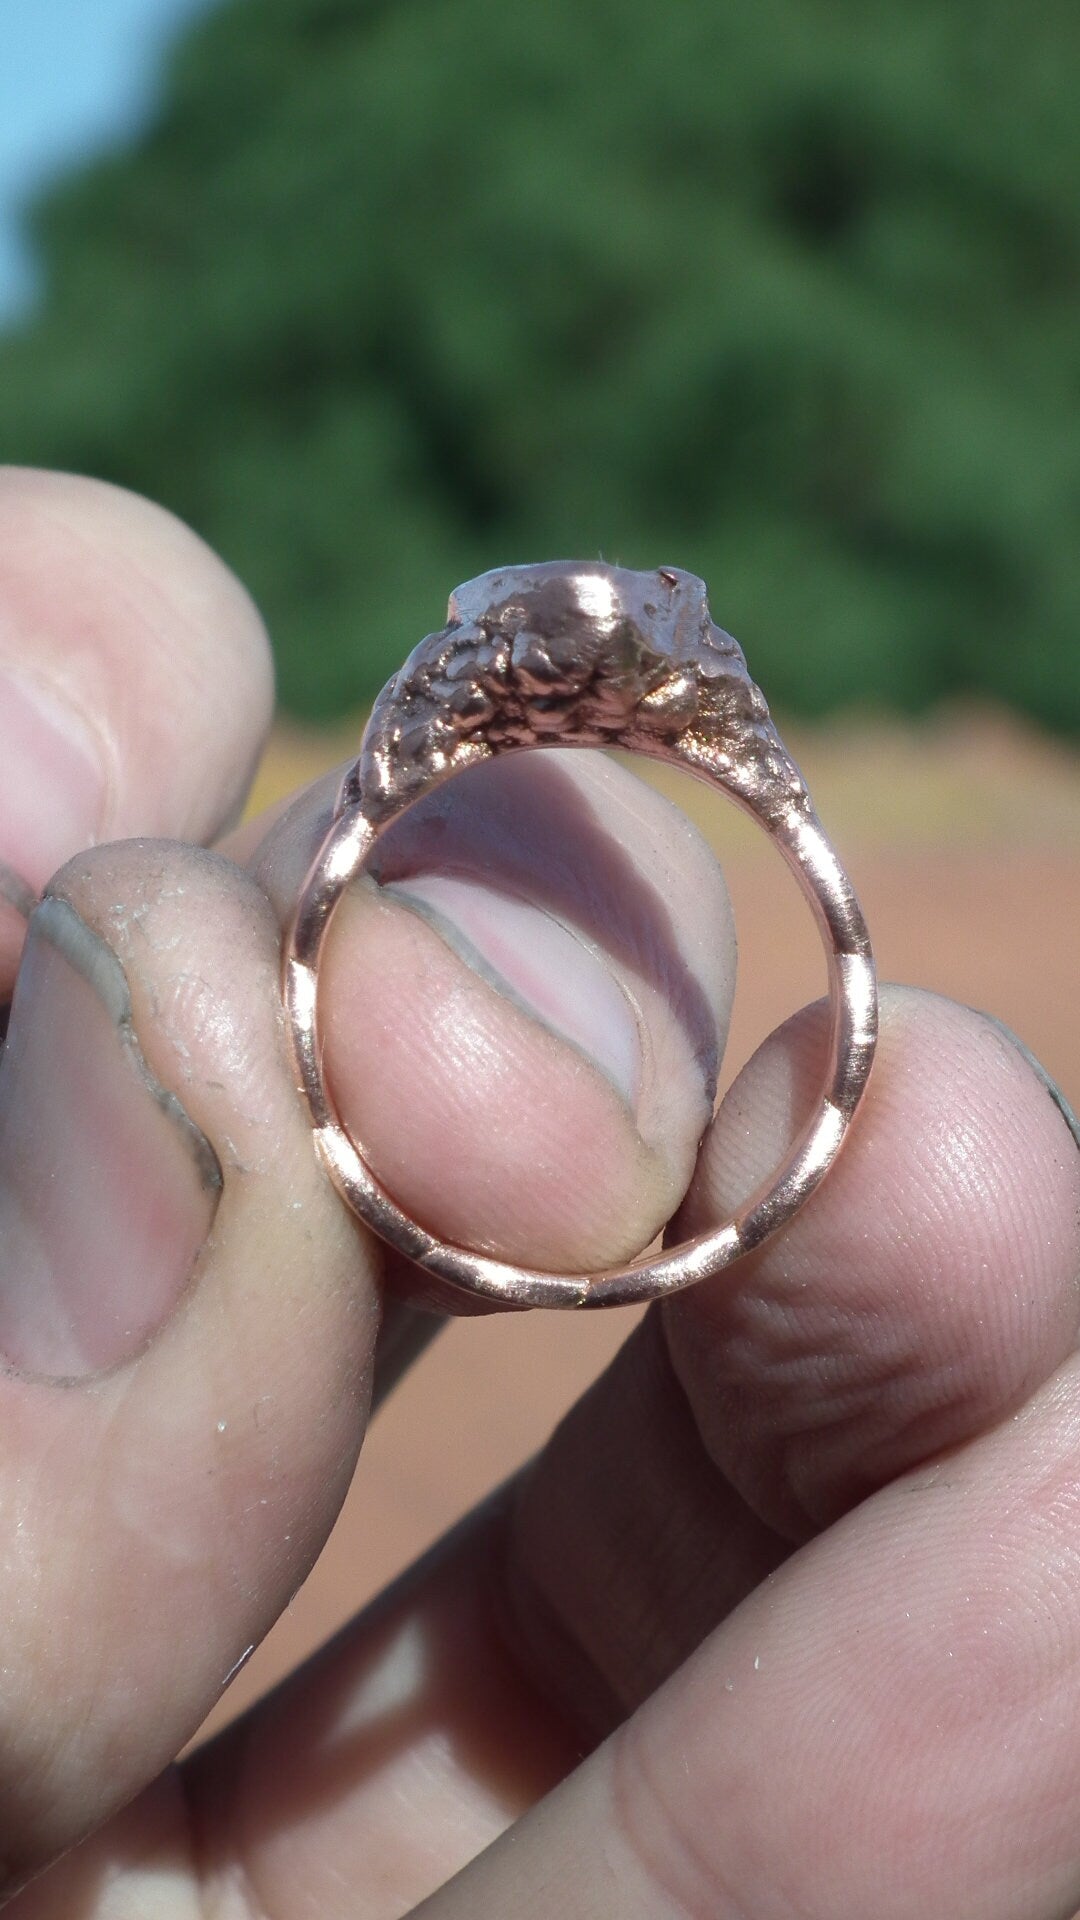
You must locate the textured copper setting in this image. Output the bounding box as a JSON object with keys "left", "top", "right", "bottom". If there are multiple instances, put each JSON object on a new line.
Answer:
{"left": 284, "top": 563, "right": 878, "bottom": 1313}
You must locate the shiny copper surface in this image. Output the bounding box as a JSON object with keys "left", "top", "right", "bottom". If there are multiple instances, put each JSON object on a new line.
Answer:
{"left": 283, "top": 563, "right": 878, "bottom": 1312}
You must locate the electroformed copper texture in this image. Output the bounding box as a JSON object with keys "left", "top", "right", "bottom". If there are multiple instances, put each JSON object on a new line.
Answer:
{"left": 284, "top": 562, "right": 878, "bottom": 1313}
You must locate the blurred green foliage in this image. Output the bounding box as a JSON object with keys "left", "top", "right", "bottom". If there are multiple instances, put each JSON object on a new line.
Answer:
{"left": 0, "top": 0, "right": 1077, "bottom": 725}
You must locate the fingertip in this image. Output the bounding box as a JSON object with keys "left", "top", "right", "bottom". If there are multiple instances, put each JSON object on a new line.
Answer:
{"left": 0, "top": 469, "right": 275, "bottom": 993}
{"left": 666, "top": 986, "right": 1080, "bottom": 1533}
{"left": 321, "top": 877, "right": 680, "bottom": 1271}
{"left": 251, "top": 750, "right": 738, "bottom": 1277}
{"left": 0, "top": 834, "right": 378, "bottom": 1881}
{"left": 0, "top": 466, "right": 274, "bottom": 701}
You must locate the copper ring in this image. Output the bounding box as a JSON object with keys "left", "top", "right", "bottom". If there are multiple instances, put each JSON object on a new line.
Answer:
{"left": 284, "top": 562, "right": 878, "bottom": 1313}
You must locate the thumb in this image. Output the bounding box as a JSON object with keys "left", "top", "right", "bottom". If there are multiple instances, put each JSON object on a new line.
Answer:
{"left": 0, "top": 749, "right": 733, "bottom": 1893}
{"left": 0, "top": 842, "right": 374, "bottom": 1895}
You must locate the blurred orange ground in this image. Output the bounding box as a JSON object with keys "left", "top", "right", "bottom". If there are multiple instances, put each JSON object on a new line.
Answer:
{"left": 197, "top": 706, "right": 1080, "bottom": 1743}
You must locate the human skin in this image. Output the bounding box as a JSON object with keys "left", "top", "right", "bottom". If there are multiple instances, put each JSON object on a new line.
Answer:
{"left": 0, "top": 467, "right": 1078, "bottom": 1916}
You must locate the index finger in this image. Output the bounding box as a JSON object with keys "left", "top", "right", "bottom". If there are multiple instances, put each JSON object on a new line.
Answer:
{"left": 0, "top": 468, "right": 274, "bottom": 986}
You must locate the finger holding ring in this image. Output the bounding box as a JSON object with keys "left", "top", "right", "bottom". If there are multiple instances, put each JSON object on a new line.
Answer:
{"left": 284, "top": 562, "right": 877, "bottom": 1313}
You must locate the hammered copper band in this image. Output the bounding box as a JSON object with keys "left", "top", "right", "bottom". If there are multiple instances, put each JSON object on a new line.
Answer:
{"left": 284, "top": 562, "right": 878, "bottom": 1313}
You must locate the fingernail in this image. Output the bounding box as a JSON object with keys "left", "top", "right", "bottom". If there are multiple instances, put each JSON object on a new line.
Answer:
{"left": 976, "top": 1010, "right": 1080, "bottom": 1153}
{"left": 0, "top": 897, "right": 221, "bottom": 1380}
{"left": 385, "top": 873, "right": 643, "bottom": 1109}
{"left": 0, "top": 671, "right": 108, "bottom": 903}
